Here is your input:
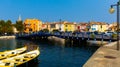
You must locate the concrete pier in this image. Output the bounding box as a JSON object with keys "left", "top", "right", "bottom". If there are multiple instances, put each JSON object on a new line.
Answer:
{"left": 83, "top": 41, "right": 120, "bottom": 67}
{"left": 48, "top": 36, "right": 65, "bottom": 45}
{"left": 0, "top": 36, "right": 16, "bottom": 39}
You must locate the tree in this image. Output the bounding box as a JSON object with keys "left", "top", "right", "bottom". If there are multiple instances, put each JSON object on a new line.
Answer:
{"left": 52, "top": 29, "right": 59, "bottom": 33}
{"left": 0, "top": 20, "right": 5, "bottom": 34}
{"left": 15, "top": 20, "right": 24, "bottom": 33}
{"left": 0, "top": 20, "right": 14, "bottom": 35}
{"left": 6, "top": 20, "right": 14, "bottom": 34}
{"left": 42, "top": 29, "right": 49, "bottom": 32}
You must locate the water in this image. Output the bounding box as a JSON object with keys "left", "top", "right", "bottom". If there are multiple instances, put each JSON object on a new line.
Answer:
{"left": 0, "top": 38, "right": 99, "bottom": 67}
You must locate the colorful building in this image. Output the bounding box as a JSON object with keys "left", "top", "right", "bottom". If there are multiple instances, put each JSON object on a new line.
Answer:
{"left": 24, "top": 19, "right": 42, "bottom": 33}
{"left": 42, "top": 23, "right": 51, "bottom": 31}
{"left": 77, "top": 23, "right": 88, "bottom": 32}
{"left": 49, "top": 21, "right": 76, "bottom": 32}
{"left": 46, "top": 22, "right": 62, "bottom": 32}
{"left": 64, "top": 22, "right": 76, "bottom": 32}
{"left": 107, "top": 23, "right": 118, "bottom": 32}
{"left": 44, "top": 21, "right": 76, "bottom": 32}
{"left": 89, "top": 22, "right": 108, "bottom": 32}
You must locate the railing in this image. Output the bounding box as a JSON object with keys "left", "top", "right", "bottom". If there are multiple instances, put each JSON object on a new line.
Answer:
{"left": 16, "top": 32, "right": 118, "bottom": 41}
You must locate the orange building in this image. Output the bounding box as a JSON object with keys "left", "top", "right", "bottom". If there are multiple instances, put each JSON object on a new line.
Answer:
{"left": 24, "top": 19, "right": 42, "bottom": 33}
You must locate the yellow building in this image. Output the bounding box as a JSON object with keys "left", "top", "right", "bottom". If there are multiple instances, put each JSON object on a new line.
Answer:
{"left": 64, "top": 22, "right": 76, "bottom": 32}
{"left": 48, "top": 21, "right": 76, "bottom": 32}
{"left": 42, "top": 21, "right": 76, "bottom": 32}
{"left": 24, "top": 19, "right": 42, "bottom": 33}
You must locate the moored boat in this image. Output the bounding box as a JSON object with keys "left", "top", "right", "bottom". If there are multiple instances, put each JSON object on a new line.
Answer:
{"left": 0, "top": 46, "right": 27, "bottom": 60}
{"left": 0, "top": 47, "right": 40, "bottom": 67}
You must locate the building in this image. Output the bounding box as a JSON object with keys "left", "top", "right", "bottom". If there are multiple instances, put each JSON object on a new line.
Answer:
{"left": 77, "top": 23, "right": 88, "bottom": 32}
{"left": 43, "top": 21, "right": 76, "bottom": 32}
{"left": 13, "top": 27, "right": 19, "bottom": 34}
{"left": 42, "top": 23, "right": 49, "bottom": 30}
{"left": 107, "top": 22, "right": 120, "bottom": 32}
{"left": 24, "top": 19, "right": 42, "bottom": 33}
{"left": 64, "top": 21, "right": 76, "bottom": 32}
{"left": 89, "top": 22, "right": 108, "bottom": 32}
{"left": 50, "top": 21, "right": 65, "bottom": 32}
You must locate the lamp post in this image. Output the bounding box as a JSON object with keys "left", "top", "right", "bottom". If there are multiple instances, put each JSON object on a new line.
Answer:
{"left": 109, "top": 0, "right": 120, "bottom": 50}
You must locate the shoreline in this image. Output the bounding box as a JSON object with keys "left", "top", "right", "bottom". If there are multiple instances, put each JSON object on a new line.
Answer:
{"left": 83, "top": 41, "right": 120, "bottom": 67}
{"left": 0, "top": 36, "right": 16, "bottom": 39}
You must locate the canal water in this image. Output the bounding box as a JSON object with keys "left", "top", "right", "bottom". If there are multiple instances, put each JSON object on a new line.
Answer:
{"left": 0, "top": 38, "right": 99, "bottom": 67}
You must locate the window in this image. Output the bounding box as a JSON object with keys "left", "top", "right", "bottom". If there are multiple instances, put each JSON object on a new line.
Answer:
{"left": 66, "top": 25, "right": 67, "bottom": 27}
{"left": 92, "top": 28, "right": 96, "bottom": 30}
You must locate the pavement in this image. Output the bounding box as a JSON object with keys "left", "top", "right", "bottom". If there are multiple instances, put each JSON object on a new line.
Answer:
{"left": 83, "top": 41, "right": 120, "bottom": 67}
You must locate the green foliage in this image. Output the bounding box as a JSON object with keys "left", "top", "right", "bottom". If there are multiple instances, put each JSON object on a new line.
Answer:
{"left": 52, "top": 29, "right": 59, "bottom": 33}
{"left": 6, "top": 20, "right": 13, "bottom": 34}
{"left": 42, "top": 29, "right": 49, "bottom": 32}
{"left": 0, "top": 20, "right": 14, "bottom": 35}
{"left": 90, "top": 33, "right": 95, "bottom": 38}
{"left": 112, "top": 33, "right": 117, "bottom": 38}
{"left": 15, "top": 20, "right": 24, "bottom": 33}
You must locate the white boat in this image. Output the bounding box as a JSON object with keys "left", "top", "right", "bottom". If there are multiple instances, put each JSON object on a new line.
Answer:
{"left": 0, "top": 47, "right": 40, "bottom": 67}
{"left": 0, "top": 46, "right": 27, "bottom": 60}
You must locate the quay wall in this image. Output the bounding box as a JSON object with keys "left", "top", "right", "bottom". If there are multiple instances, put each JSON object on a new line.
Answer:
{"left": 48, "top": 36, "right": 65, "bottom": 45}
{"left": 83, "top": 41, "right": 120, "bottom": 67}
{"left": 0, "top": 36, "right": 16, "bottom": 39}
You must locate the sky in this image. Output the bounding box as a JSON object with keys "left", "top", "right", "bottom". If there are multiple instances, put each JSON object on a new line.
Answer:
{"left": 0, "top": 0, "right": 119, "bottom": 23}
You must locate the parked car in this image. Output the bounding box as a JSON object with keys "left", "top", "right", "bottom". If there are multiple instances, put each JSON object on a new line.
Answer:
{"left": 103, "top": 32, "right": 114, "bottom": 36}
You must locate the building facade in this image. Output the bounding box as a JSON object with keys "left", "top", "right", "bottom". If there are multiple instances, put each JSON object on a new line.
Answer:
{"left": 77, "top": 23, "right": 87, "bottom": 32}
{"left": 42, "top": 23, "right": 51, "bottom": 31}
{"left": 24, "top": 19, "right": 42, "bottom": 33}
{"left": 89, "top": 22, "right": 108, "bottom": 32}
{"left": 64, "top": 22, "right": 76, "bottom": 32}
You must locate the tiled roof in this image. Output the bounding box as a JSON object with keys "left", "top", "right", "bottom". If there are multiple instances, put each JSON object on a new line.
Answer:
{"left": 89, "top": 22, "right": 107, "bottom": 25}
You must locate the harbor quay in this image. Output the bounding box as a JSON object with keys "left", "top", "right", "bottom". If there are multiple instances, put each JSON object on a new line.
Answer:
{"left": 0, "top": 35, "right": 99, "bottom": 67}
{"left": 1, "top": 35, "right": 120, "bottom": 67}
{"left": 0, "top": 0, "right": 120, "bottom": 67}
{"left": 0, "top": 36, "right": 16, "bottom": 39}
{"left": 83, "top": 41, "right": 120, "bottom": 67}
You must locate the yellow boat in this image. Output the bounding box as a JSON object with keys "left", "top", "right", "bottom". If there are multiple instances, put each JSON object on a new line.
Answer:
{"left": 0, "top": 46, "right": 27, "bottom": 60}
{"left": 0, "top": 47, "right": 40, "bottom": 67}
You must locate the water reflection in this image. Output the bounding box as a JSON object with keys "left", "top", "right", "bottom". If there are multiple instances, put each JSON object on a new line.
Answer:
{"left": 0, "top": 39, "right": 17, "bottom": 51}
{"left": 0, "top": 38, "right": 99, "bottom": 67}
{"left": 87, "top": 40, "right": 109, "bottom": 46}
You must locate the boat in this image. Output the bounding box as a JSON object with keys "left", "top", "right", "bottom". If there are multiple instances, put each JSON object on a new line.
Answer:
{"left": 0, "top": 46, "right": 27, "bottom": 60}
{"left": 0, "top": 47, "right": 40, "bottom": 67}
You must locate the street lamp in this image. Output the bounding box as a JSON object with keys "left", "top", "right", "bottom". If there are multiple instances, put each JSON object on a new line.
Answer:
{"left": 109, "top": 0, "right": 120, "bottom": 50}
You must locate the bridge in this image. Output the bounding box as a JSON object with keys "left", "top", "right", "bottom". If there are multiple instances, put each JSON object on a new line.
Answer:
{"left": 16, "top": 32, "right": 119, "bottom": 42}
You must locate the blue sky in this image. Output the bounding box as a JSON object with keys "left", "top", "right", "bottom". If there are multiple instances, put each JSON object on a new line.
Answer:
{"left": 0, "top": 0, "right": 118, "bottom": 23}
